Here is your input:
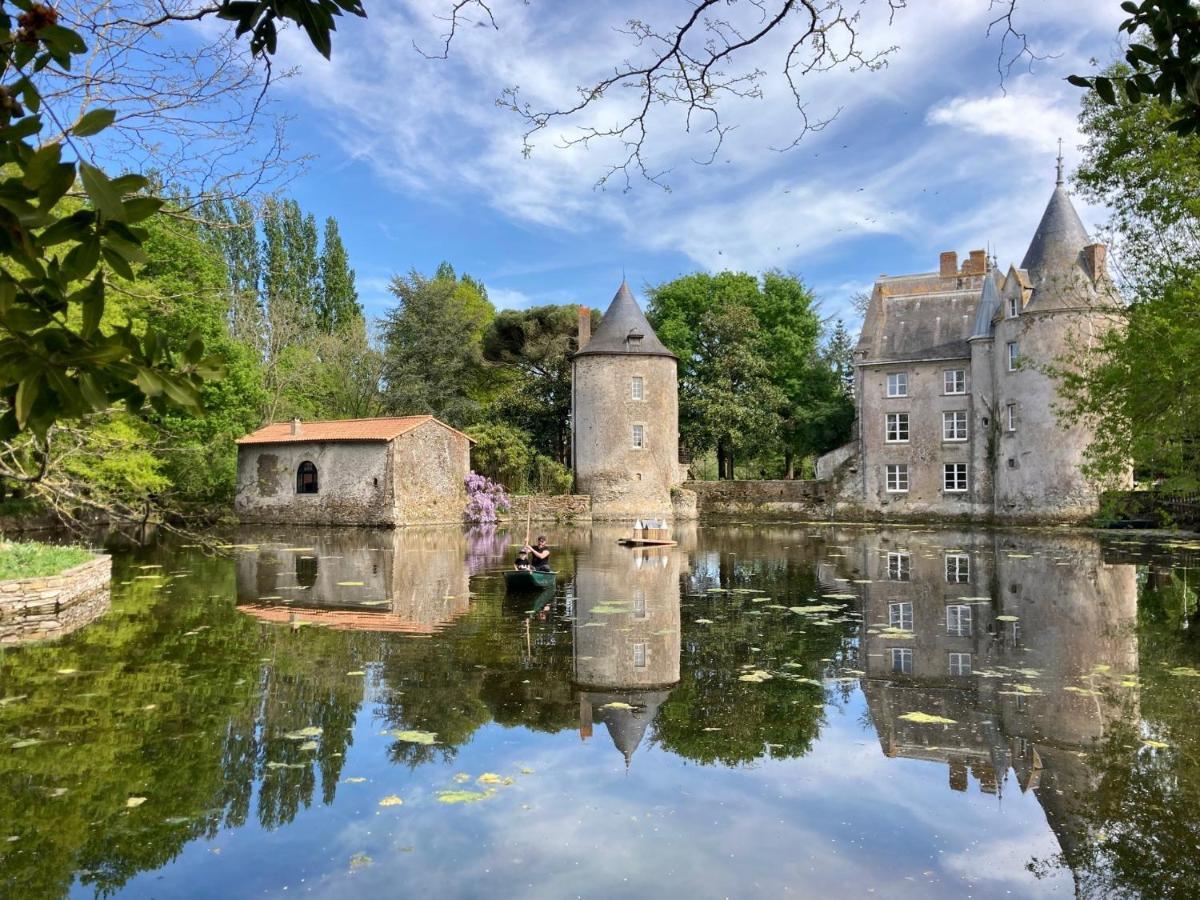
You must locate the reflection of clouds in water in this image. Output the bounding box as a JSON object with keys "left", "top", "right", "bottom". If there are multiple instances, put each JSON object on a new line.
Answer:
{"left": 293, "top": 707, "right": 1069, "bottom": 900}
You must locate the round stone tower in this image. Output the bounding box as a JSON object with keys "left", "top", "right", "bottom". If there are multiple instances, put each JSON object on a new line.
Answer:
{"left": 572, "top": 280, "right": 681, "bottom": 521}
{"left": 990, "top": 163, "right": 1129, "bottom": 520}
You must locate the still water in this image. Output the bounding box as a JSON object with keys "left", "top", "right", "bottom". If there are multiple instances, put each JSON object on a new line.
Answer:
{"left": 2, "top": 524, "right": 1200, "bottom": 899}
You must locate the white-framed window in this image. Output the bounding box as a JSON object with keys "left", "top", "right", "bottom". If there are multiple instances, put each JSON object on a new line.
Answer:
{"left": 631, "top": 375, "right": 645, "bottom": 401}
{"left": 949, "top": 652, "right": 972, "bottom": 676}
{"left": 946, "top": 604, "right": 973, "bottom": 636}
{"left": 942, "top": 410, "right": 968, "bottom": 442}
{"left": 886, "top": 372, "right": 908, "bottom": 397}
{"left": 1006, "top": 341, "right": 1019, "bottom": 371}
{"left": 1008, "top": 297, "right": 1019, "bottom": 317}
{"left": 633, "top": 642, "right": 647, "bottom": 668}
{"left": 633, "top": 589, "right": 647, "bottom": 619}
{"left": 943, "top": 463, "right": 968, "bottom": 493}
{"left": 945, "top": 553, "right": 970, "bottom": 583}
{"left": 885, "top": 412, "right": 909, "bottom": 443}
{"left": 888, "top": 601, "right": 913, "bottom": 631}
{"left": 887, "top": 552, "right": 911, "bottom": 582}
{"left": 944, "top": 369, "right": 966, "bottom": 395}
{"left": 885, "top": 464, "right": 909, "bottom": 493}
{"left": 890, "top": 647, "right": 913, "bottom": 675}
{"left": 1006, "top": 403, "right": 1017, "bottom": 432}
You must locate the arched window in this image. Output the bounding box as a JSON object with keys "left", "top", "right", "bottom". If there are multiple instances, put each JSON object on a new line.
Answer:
{"left": 296, "top": 461, "right": 319, "bottom": 494}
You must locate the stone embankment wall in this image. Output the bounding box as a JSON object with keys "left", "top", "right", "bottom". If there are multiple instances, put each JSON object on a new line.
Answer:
{"left": 686, "top": 480, "right": 841, "bottom": 519}
{"left": 0, "top": 554, "right": 112, "bottom": 644}
{"left": 503, "top": 495, "right": 593, "bottom": 524}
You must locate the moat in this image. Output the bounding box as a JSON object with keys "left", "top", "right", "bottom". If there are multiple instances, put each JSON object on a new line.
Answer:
{"left": 3, "top": 523, "right": 1199, "bottom": 899}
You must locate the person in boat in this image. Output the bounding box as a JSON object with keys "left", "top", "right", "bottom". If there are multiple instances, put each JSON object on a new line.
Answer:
{"left": 513, "top": 548, "right": 532, "bottom": 571}
{"left": 523, "top": 535, "right": 551, "bottom": 572}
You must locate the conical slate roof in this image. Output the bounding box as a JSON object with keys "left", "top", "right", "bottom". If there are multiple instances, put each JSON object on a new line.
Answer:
{"left": 1020, "top": 185, "right": 1090, "bottom": 286}
{"left": 573, "top": 280, "right": 677, "bottom": 359}
{"left": 589, "top": 689, "right": 671, "bottom": 766}
{"left": 971, "top": 270, "right": 1002, "bottom": 338}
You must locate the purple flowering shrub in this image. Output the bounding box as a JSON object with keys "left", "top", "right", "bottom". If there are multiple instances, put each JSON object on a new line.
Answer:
{"left": 464, "top": 471, "right": 511, "bottom": 524}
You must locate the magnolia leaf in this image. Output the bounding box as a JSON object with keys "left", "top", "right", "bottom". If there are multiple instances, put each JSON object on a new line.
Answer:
{"left": 79, "top": 162, "right": 125, "bottom": 220}
{"left": 72, "top": 108, "right": 116, "bottom": 137}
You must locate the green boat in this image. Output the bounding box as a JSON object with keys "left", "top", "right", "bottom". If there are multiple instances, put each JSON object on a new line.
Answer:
{"left": 504, "top": 570, "right": 556, "bottom": 592}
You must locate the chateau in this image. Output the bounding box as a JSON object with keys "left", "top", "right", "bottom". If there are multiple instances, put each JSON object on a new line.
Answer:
{"left": 835, "top": 165, "right": 1129, "bottom": 521}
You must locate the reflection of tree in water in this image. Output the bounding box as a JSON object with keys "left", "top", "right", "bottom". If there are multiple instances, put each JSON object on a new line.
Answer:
{"left": 0, "top": 545, "right": 373, "bottom": 898}
{"left": 1028, "top": 567, "right": 1200, "bottom": 899}
{"left": 654, "top": 553, "right": 855, "bottom": 766}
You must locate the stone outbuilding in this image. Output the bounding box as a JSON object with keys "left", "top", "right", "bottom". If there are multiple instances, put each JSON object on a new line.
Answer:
{"left": 235, "top": 415, "right": 472, "bottom": 526}
{"left": 571, "top": 281, "right": 688, "bottom": 521}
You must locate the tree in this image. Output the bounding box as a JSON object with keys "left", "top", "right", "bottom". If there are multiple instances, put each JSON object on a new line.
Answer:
{"left": 481, "top": 305, "right": 596, "bottom": 466}
{"left": 0, "top": 0, "right": 363, "bottom": 518}
{"left": 380, "top": 265, "right": 494, "bottom": 426}
{"left": 825, "top": 320, "right": 857, "bottom": 397}
{"left": 1068, "top": 0, "right": 1200, "bottom": 136}
{"left": 683, "top": 304, "right": 784, "bottom": 479}
{"left": 317, "top": 217, "right": 361, "bottom": 332}
{"left": 307, "top": 317, "right": 386, "bottom": 420}
{"left": 1057, "top": 64, "right": 1200, "bottom": 489}
{"left": 648, "top": 270, "right": 850, "bottom": 477}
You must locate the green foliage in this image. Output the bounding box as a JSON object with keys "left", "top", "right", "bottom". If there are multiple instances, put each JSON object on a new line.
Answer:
{"left": 648, "top": 270, "right": 850, "bottom": 477}
{"left": 1068, "top": 1, "right": 1200, "bottom": 135}
{"left": 1059, "top": 62, "right": 1200, "bottom": 487}
{"left": 317, "top": 217, "right": 361, "bottom": 332}
{"left": 481, "top": 305, "right": 595, "bottom": 464}
{"left": 531, "top": 455, "right": 573, "bottom": 494}
{"left": 467, "top": 422, "right": 534, "bottom": 490}
{"left": 1059, "top": 276, "right": 1200, "bottom": 489}
{"left": 381, "top": 265, "right": 495, "bottom": 427}
{"left": 0, "top": 540, "right": 91, "bottom": 580}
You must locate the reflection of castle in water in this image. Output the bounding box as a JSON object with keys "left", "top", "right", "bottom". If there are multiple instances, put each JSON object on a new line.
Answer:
{"left": 235, "top": 528, "right": 472, "bottom": 634}
{"left": 849, "top": 529, "right": 1138, "bottom": 871}
{"left": 572, "top": 533, "right": 683, "bottom": 766}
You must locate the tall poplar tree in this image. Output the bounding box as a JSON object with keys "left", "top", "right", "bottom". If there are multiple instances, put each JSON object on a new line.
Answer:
{"left": 317, "top": 218, "right": 361, "bottom": 332}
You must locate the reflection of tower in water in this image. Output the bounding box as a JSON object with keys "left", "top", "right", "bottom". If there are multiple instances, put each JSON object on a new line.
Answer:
{"left": 573, "top": 537, "right": 682, "bottom": 766}
{"left": 851, "top": 528, "right": 1138, "bottom": 879}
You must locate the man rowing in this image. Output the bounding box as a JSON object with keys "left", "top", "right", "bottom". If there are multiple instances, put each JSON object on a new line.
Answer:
{"left": 522, "top": 535, "right": 552, "bottom": 572}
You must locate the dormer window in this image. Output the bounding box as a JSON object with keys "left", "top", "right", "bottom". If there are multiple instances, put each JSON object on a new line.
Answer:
{"left": 626, "top": 328, "right": 644, "bottom": 347}
{"left": 1008, "top": 297, "right": 1019, "bottom": 317}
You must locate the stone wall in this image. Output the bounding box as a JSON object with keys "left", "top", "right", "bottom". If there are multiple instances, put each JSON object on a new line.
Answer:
{"left": 0, "top": 554, "right": 112, "bottom": 644}
{"left": 391, "top": 421, "right": 471, "bottom": 525}
{"left": 687, "top": 480, "right": 839, "bottom": 519}
{"left": 503, "top": 494, "right": 592, "bottom": 524}
{"left": 236, "top": 440, "right": 395, "bottom": 526}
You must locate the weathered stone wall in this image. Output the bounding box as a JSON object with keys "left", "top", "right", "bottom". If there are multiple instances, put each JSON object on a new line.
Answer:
{"left": 686, "top": 479, "right": 839, "bottom": 519}
{"left": 573, "top": 353, "right": 680, "bottom": 520}
{"left": 390, "top": 421, "right": 471, "bottom": 525}
{"left": 236, "top": 441, "right": 394, "bottom": 526}
{"left": 0, "top": 554, "right": 111, "bottom": 644}
{"left": 991, "top": 309, "right": 1128, "bottom": 522}
{"left": 857, "top": 359, "right": 980, "bottom": 517}
{"left": 503, "top": 494, "right": 592, "bottom": 524}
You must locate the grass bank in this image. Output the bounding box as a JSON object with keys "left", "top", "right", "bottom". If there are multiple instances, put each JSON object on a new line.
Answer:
{"left": 0, "top": 540, "right": 95, "bottom": 580}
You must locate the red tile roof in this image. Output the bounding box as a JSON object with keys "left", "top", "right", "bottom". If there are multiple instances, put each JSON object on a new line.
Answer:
{"left": 236, "top": 415, "right": 474, "bottom": 445}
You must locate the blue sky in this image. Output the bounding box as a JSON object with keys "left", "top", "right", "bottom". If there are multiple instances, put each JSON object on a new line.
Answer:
{"left": 229, "top": 1, "right": 1126, "bottom": 328}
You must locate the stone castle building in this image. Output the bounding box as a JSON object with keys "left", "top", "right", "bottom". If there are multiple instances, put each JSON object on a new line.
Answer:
{"left": 572, "top": 281, "right": 689, "bottom": 521}
{"left": 839, "top": 165, "right": 1128, "bottom": 521}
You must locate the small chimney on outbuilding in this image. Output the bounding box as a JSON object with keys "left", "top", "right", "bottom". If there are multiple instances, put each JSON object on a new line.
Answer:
{"left": 291, "top": 417, "right": 301, "bottom": 436}
{"left": 577, "top": 306, "right": 591, "bottom": 349}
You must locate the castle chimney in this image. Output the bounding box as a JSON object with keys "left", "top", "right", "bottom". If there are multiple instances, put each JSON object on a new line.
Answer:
{"left": 939, "top": 251, "right": 958, "bottom": 278}
{"left": 291, "top": 417, "right": 301, "bottom": 436}
{"left": 964, "top": 249, "right": 987, "bottom": 275}
{"left": 577, "top": 306, "right": 591, "bottom": 349}
{"left": 1082, "top": 243, "right": 1108, "bottom": 282}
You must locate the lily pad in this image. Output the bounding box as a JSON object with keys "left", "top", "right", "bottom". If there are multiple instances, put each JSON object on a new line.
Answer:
{"left": 437, "top": 788, "right": 496, "bottom": 804}
{"left": 391, "top": 730, "right": 438, "bottom": 745}
{"left": 477, "top": 773, "right": 513, "bottom": 785}
{"left": 125, "top": 797, "right": 147, "bottom": 809}
{"left": 378, "top": 795, "right": 404, "bottom": 807}
{"left": 283, "top": 726, "right": 323, "bottom": 740}
{"left": 899, "top": 712, "right": 957, "bottom": 725}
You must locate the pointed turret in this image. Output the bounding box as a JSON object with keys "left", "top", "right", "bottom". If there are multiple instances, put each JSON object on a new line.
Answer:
{"left": 573, "top": 280, "right": 676, "bottom": 359}
{"left": 1020, "top": 184, "right": 1091, "bottom": 288}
